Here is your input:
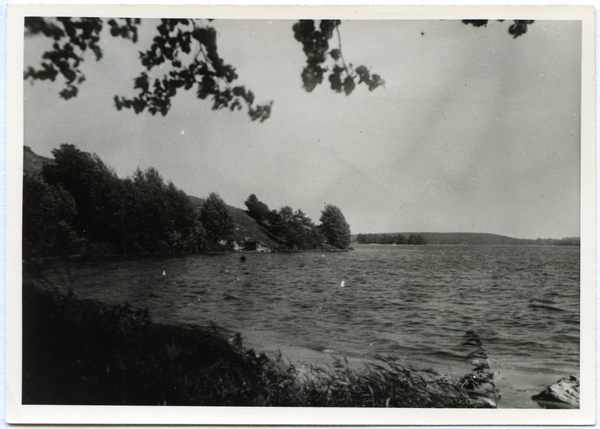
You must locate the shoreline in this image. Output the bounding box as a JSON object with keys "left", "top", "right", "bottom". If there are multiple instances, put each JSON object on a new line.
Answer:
{"left": 24, "top": 282, "right": 575, "bottom": 408}
{"left": 23, "top": 284, "right": 487, "bottom": 407}
{"left": 242, "top": 335, "right": 573, "bottom": 409}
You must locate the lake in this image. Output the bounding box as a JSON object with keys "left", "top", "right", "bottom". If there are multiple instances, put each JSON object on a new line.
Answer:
{"left": 30, "top": 244, "right": 580, "bottom": 408}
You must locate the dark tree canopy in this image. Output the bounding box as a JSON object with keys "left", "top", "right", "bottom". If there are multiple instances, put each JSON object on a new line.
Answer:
{"left": 243, "top": 194, "right": 325, "bottom": 250}
{"left": 462, "top": 19, "right": 534, "bottom": 38}
{"left": 319, "top": 204, "right": 351, "bottom": 249}
{"left": 244, "top": 194, "right": 270, "bottom": 221}
{"left": 25, "top": 17, "right": 272, "bottom": 121}
{"left": 293, "top": 20, "right": 385, "bottom": 95}
{"left": 29, "top": 144, "right": 205, "bottom": 257}
{"left": 22, "top": 173, "right": 78, "bottom": 258}
{"left": 42, "top": 143, "right": 120, "bottom": 242}
{"left": 199, "top": 192, "right": 235, "bottom": 245}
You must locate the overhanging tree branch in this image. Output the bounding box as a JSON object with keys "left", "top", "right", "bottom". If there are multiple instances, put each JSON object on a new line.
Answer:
{"left": 25, "top": 17, "right": 534, "bottom": 120}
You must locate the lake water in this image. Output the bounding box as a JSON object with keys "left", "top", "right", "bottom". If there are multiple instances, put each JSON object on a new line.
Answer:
{"left": 30, "top": 244, "right": 580, "bottom": 408}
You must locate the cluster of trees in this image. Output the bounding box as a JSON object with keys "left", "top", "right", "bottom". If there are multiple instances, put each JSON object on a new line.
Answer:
{"left": 245, "top": 194, "right": 351, "bottom": 250}
{"left": 23, "top": 144, "right": 235, "bottom": 259}
{"left": 23, "top": 144, "right": 353, "bottom": 259}
{"left": 356, "top": 233, "right": 427, "bottom": 245}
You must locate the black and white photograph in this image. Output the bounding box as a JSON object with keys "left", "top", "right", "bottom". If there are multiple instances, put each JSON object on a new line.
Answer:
{"left": 6, "top": 4, "right": 595, "bottom": 425}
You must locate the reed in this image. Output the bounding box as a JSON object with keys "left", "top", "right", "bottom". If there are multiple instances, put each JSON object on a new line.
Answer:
{"left": 22, "top": 283, "right": 492, "bottom": 408}
{"left": 458, "top": 330, "right": 500, "bottom": 408}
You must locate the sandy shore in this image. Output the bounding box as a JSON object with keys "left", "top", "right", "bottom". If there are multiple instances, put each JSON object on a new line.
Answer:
{"left": 246, "top": 339, "right": 565, "bottom": 409}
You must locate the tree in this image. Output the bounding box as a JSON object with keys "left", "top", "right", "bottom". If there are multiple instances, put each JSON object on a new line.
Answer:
{"left": 25, "top": 18, "right": 529, "bottom": 119}
{"left": 30, "top": 144, "right": 204, "bottom": 255}
{"left": 268, "top": 206, "right": 323, "bottom": 250}
{"left": 199, "top": 192, "right": 235, "bottom": 246}
{"left": 22, "top": 173, "right": 78, "bottom": 258}
{"left": 244, "top": 194, "right": 270, "bottom": 222}
{"left": 319, "top": 204, "right": 351, "bottom": 249}
{"left": 42, "top": 143, "right": 121, "bottom": 243}
{"left": 126, "top": 167, "right": 203, "bottom": 254}
{"left": 164, "top": 181, "right": 205, "bottom": 253}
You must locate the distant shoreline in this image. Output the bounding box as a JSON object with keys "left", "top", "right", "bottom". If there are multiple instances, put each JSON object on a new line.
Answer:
{"left": 353, "top": 232, "right": 580, "bottom": 247}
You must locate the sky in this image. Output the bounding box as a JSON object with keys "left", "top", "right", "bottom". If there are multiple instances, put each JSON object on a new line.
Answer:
{"left": 23, "top": 18, "right": 582, "bottom": 239}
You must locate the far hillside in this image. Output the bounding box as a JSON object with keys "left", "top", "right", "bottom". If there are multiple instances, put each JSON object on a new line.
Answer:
{"left": 24, "top": 146, "right": 53, "bottom": 176}
{"left": 353, "top": 232, "right": 579, "bottom": 246}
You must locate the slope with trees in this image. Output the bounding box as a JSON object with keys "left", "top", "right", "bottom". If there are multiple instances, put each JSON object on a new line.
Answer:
{"left": 23, "top": 146, "right": 353, "bottom": 258}
{"left": 244, "top": 194, "right": 326, "bottom": 250}
{"left": 24, "top": 144, "right": 208, "bottom": 257}
{"left": 244, "top": 195, "right": 353, "bottom": 251}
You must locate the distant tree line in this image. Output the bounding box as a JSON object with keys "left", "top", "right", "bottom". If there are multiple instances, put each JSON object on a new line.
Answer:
{"left": 23, "top": 144, "right": 235, "bottom": 259}
{"left": 356, "top": 233, "right": 426, "bottom": 245}
{"left": 245, "top": 194, "right": 351, "bottom": 250}
{"left": 533, "top": 237, "right": 580, "bottom": 247}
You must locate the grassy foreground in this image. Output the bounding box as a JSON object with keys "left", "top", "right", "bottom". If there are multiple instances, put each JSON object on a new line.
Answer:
{"left": 23, "top": 284, "right": 491, "bottom": 407}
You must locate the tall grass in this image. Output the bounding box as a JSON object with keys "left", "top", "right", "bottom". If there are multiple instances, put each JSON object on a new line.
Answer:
{"left": 23, "top": 283, "right": 492, "bottom": 407}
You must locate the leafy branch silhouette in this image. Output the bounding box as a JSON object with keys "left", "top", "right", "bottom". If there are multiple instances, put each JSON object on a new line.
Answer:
{"left": 293, "top": 20, "right": 385, "bottom": 95}
{"left": 25, "top": 17, "right": 534, "bottom": 120}
{"left": 25, "top": 17, "right": 273, "bottom": 121}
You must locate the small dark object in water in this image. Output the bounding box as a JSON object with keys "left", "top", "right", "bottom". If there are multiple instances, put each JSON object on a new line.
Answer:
{"left": 240, "top": 256, "right": 246, "bottom": 262}
{"left": 532, "top": 375, "right": 579, "bottom": 409}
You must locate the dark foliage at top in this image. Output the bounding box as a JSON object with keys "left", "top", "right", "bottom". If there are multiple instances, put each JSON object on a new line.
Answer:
{"left": 25, "top": 17, "right": 272, "bottom": 121}
{"left": 25, "top": 18, "right": 532, "bottom": 119}
{"left": 293, "top": 20, "right": 385, "bottom": 95}
{"left": 462, "top": 19, "right": 534, "bottom": 38}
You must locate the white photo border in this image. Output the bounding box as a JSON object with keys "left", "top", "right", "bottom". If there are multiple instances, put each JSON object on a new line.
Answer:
{"left": 5, "top": 4, "right": 595, "bottom": 425}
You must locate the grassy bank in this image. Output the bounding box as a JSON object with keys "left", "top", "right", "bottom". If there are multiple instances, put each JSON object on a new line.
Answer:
{"left": 23, "top": 284, "right": 491, "bottom": 407}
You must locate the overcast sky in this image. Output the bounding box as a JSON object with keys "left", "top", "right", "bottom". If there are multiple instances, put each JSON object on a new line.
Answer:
{"left": 24, "top": 18, "right": 582, "bottom": 239}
